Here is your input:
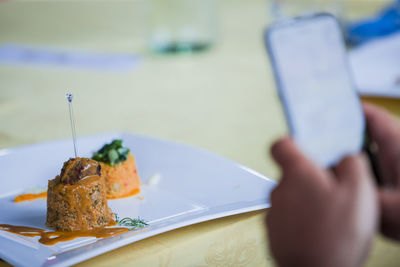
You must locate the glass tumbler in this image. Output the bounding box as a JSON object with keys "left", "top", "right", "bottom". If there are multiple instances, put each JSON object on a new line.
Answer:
{"left": 146, "top": 0, "right": 217, "bottom": 54}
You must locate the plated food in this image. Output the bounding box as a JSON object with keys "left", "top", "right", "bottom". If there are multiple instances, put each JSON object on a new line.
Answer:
{"left": 2, "top": 139, "right": 147, "bottom": 245}
{"left": 13, "top": 139, "right": 141, "bottom": 203}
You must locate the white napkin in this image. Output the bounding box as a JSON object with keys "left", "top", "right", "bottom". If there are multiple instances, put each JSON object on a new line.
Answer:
{"left": 349, "top": 32, "right": 400, "bottom": 98}
{"left": 0, "top": 44, "right": 141, "bottom": 72}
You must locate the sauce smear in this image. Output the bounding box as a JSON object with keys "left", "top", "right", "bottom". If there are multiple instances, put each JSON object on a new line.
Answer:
{"left": 14, "top": 187, "right": 139, "bottom": 203}
{"left": 0, "top": 224, "right": 46, "bottom": 237}
{"left": 14, "top": 192, "right": 47, "bottom": 203}
{"left": 0, "top": 224, "right": 129, "bottom": 245}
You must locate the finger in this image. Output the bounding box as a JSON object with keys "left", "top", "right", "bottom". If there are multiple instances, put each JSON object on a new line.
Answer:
{"left": 379, "top": 190, "right": 400, "bottom": 240}
{"left": 333, "top": 154, "right": 373, "bottom": 188}
{"left": 363, "top": 103, "right": 400, "bottom": 186}
{"left": 271, "top": 137, "right": 332, "bottom": 188}
{"left": 271, "top": 137, "right": 299, "bottom": 168}
{"left": 363, "top": 103, "right": 400, "bottom": 146}
{"left": 334, "top": 154, "right": 379, "bottom": 250}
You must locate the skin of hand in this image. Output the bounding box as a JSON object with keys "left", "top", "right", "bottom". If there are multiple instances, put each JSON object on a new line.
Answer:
{"left": 363, "top": 103, "right": 400, "bottom": 240}
{"left": 267, "top": 137, "right": 378, "bottom": 267}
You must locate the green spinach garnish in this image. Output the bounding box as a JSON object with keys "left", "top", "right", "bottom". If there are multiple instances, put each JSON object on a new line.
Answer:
{"left": 92, "top": 139, "right": 130, "bottom": 166}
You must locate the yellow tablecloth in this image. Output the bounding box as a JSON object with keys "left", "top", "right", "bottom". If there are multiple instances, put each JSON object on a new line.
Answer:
{"left": 0, "top": 0, "right": 399, "bottom": 266}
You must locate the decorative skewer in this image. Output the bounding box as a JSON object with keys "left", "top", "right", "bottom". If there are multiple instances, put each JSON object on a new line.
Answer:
{"left": 66, "top": 93, "right": 77, "bottom": 158}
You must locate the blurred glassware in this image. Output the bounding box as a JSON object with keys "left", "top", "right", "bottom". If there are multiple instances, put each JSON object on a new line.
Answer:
{"left": 146, "top": 0, "right": 217, "bottom": 54}
{"left": 269, "top": 0, "right": 346, "bottom": 21}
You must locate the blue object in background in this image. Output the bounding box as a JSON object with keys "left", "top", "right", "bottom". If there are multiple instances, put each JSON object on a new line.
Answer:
{"left": 346, "top": 0, "right": 400, "bottom": 46}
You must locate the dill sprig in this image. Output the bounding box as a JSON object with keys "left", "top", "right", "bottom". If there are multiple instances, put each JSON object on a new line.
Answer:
{"left": 114, "top": 213, "right": 148, "bottom": 229}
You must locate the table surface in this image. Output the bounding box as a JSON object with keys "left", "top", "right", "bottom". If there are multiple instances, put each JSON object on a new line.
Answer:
{"left": 1, "top": 0, "right": 399, "bottom": 266}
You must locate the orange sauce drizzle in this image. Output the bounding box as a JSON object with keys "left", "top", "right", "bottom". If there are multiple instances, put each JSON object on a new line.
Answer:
{"left": 0, "top": 224, "right": 46, "bottom": 237}
{"left": 0, "top": 224, "right": 129, "bottom": 245}
{"left": 107, "top": 187, "right": 140, "bottom": 200}
{"left": 39, "top": 227, "right": 130, "bottom": 245}
{"left": 14, "top": 186, "right": 140, "bottom": 203}
{"left": 108, "top": 219, "right": 117, "bottom": 227}
{"left": 14, "top": 192, "right": 47, "bottom": 203}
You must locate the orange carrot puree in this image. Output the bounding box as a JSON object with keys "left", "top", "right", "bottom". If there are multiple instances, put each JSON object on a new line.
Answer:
{"left": 107, "top": 188, "right": 140, "bottom": 200}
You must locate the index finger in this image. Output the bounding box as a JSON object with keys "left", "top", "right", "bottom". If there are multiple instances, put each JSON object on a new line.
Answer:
{"left": 271, "top": 137, "right": 333, "bottom": 188}
{"left": 363, "top": 103, "right": 400, "bottom": 186}
{"left": 363, "top": 103, "right": 400, "bottom": 149}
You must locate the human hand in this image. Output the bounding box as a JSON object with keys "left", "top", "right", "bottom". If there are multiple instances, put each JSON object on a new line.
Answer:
{"left": 267, "top": 137, "right": 378, "bottom": 267}
{"left": 363, "top": 103, "right": 400, "bottom": 240}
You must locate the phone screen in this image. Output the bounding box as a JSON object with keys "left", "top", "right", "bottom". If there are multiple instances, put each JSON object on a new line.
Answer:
{"left": 266, "top": 14, "right": 364, "bottom": 167}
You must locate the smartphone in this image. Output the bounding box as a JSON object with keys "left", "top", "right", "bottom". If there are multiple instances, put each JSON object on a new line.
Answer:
{"left": 265, "top": 13, "right": 365, "bottom": 168}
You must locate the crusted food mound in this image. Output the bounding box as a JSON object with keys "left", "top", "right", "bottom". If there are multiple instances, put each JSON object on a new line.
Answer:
{"left": 46, "top": 158, "right": 114, "bottom": 231}
{"left": 100, "top": 153, "right": 141, "bottom": 199}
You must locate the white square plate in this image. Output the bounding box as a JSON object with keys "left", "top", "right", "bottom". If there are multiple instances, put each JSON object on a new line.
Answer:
{"left": 0, "top": 132, "right": 276, "bottom": 266}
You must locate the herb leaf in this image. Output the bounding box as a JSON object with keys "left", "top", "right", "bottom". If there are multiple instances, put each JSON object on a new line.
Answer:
{"left": 92, "top": 139, "right": 130, "bottom": 166}
{"left": 114, "top": 213, "right": 148, "bottom": 229}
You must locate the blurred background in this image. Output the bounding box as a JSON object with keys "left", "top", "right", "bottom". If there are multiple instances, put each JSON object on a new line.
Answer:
{"left": 2, "top": 0, "right": 400, "bottom": 266}
{"left": 0, "top": 0, "right": 397, "bottom": 180}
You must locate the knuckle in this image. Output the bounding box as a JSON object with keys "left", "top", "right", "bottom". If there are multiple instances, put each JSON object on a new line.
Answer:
{"left": 271, "top": 137, "right": 291, "bottom": 158}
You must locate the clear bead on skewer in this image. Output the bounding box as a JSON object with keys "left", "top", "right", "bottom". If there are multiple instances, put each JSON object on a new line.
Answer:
{"left": 66, "top": 93, "right": 77, "bottom": 158}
